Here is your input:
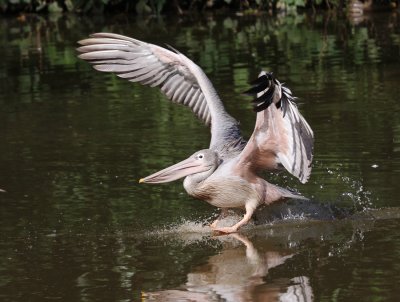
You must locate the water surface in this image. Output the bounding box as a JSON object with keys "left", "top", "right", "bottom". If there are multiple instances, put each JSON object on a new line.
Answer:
{"left": 0, "top": 12, "right": 400, "bottom": 301}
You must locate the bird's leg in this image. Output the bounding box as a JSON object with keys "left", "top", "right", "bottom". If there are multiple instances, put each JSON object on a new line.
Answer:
{"left": 210, "top": 208, "right": 228, "bottom": 229}
{"left": 214, "top": 202, "right": 257, "bottom": 234}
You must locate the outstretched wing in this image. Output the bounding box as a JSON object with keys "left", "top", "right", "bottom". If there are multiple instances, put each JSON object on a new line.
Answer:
{"left": 236, "top": 72, "right": 314, "bottom": 183}
{"left": 77, "top": 33, "right": 241, "bottom": 151}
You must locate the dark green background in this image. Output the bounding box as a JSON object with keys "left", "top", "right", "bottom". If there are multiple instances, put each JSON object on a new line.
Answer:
{"left": 0, "top": 12, "right": 399, "bottom": 301}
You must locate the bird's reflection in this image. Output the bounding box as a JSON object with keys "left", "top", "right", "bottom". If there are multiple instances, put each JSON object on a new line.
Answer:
{"left": 138, "top": 205, "right": 391, "bottom": 301}
{"left": 142, "top": 232, "right": 313, "bottom": 302}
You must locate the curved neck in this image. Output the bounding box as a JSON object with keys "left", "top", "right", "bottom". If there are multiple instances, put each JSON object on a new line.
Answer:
{"left": 183, "top": 166, "right": 216, "bottom": 197}
{"left": 183, "top": 173, "right": 204, "bottom": 197}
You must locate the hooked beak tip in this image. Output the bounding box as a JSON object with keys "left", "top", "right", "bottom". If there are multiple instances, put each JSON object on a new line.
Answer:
{"left": 139, "top": 178, "right": 145, "bottom": 184}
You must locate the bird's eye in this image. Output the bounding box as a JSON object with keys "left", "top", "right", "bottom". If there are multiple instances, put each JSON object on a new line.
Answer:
{"left": 198, "top": 154, "right": 204, "bottom": 159}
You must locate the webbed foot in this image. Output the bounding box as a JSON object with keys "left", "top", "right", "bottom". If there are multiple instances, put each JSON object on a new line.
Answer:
{"left": 209, "top": 219, "right": 219, "bottom": 229}
{"left": 213, "top": 226, "right": 238, "bottom": 234}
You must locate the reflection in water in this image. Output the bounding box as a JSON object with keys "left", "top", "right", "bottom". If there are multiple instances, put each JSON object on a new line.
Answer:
{"left": 142, "top": 232, "right": 307, "bottom": 301}
{"left": 142, "top": 214, "right": 382, "bottom": 301}
{"left": 0, "top": 11, "right": 400, "bottom": 302}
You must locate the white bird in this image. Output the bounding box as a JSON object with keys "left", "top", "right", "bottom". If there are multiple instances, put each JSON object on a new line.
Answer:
{"left": 78, "top": 33, "right": 314, "bottom": 233}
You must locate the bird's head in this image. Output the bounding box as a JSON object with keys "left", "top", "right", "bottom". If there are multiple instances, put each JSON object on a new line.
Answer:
{"left": 139, "top": 149, "right": 220, "bottom": 184}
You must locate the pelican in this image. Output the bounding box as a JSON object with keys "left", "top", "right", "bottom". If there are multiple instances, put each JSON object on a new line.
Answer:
{"left": 77, "top": 33, "right": 314, "bottom": 233}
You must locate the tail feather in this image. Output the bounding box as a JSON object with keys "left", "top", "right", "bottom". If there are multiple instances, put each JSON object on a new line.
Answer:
{"left": 265, "top": 181, "right": 308, "bottom": 205}
{"left": 278, "top": 186, "right": 309, "bottom": 201}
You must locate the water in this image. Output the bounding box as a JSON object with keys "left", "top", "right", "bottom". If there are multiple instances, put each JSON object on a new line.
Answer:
{"left": 0, "top": 12, "right": 400, "bottom": 301}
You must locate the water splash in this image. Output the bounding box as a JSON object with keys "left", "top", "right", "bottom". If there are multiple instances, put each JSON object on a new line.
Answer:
{"left": 163, "top": 219, "right": 212, "bottom": 234}
{"left": 143, "top": 212, "right": 259, "bottom": 241}
{"left": 280, "top": 209, "right": 307, "bottom": 221}
{"left": 141, "top": 218, "right": 214, "bottom": 244}
{"left": 267, "top": 159, "right": 375, "bottom": 212}
{"left": 145, "top": 219, "right": 209, "bottom": 235}
{"left": 323, "top": 164, "right": 374, "bottom": 212}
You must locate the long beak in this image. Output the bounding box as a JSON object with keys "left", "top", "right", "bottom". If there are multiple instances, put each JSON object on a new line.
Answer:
{"left": 139, "top": 157, "right": 206, "bottom": 184}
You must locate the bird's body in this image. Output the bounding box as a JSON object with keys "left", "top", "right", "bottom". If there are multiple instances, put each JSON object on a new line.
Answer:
{"left": 186, "top": 175, "right": 257, "bottom": 209}
{"left": 78, "top": 33, "right": 314, "bottom": 233}
{"left": 185, "top": 155, "right": 300, "bottom": 208}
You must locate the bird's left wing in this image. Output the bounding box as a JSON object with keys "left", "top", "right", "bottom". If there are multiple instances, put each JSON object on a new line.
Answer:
{"left": 78, "top": 33, "right": 211, "bottom": 125}
{"left": 235, "top": 72, "right": 314, "bottom": 183}
{"left": 77, "top": 33, "right": 242, "bottom": 152}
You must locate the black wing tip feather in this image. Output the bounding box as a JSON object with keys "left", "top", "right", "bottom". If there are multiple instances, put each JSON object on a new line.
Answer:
{"left": 243, "top": 71, "right": 295, "bottom": 115}
{"left": 243, "top": 71, "right": 275, "bottom": 112}
{"left": 243, "top": 72, "right": 273, "bottom": 95}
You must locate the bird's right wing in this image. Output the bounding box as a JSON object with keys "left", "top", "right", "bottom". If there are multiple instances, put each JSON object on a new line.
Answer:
{"left": 235, "top": 72, "right": 314, "bottom": 183}
{"left": 78, "top": 33, "right": 241, "bottom": 151}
